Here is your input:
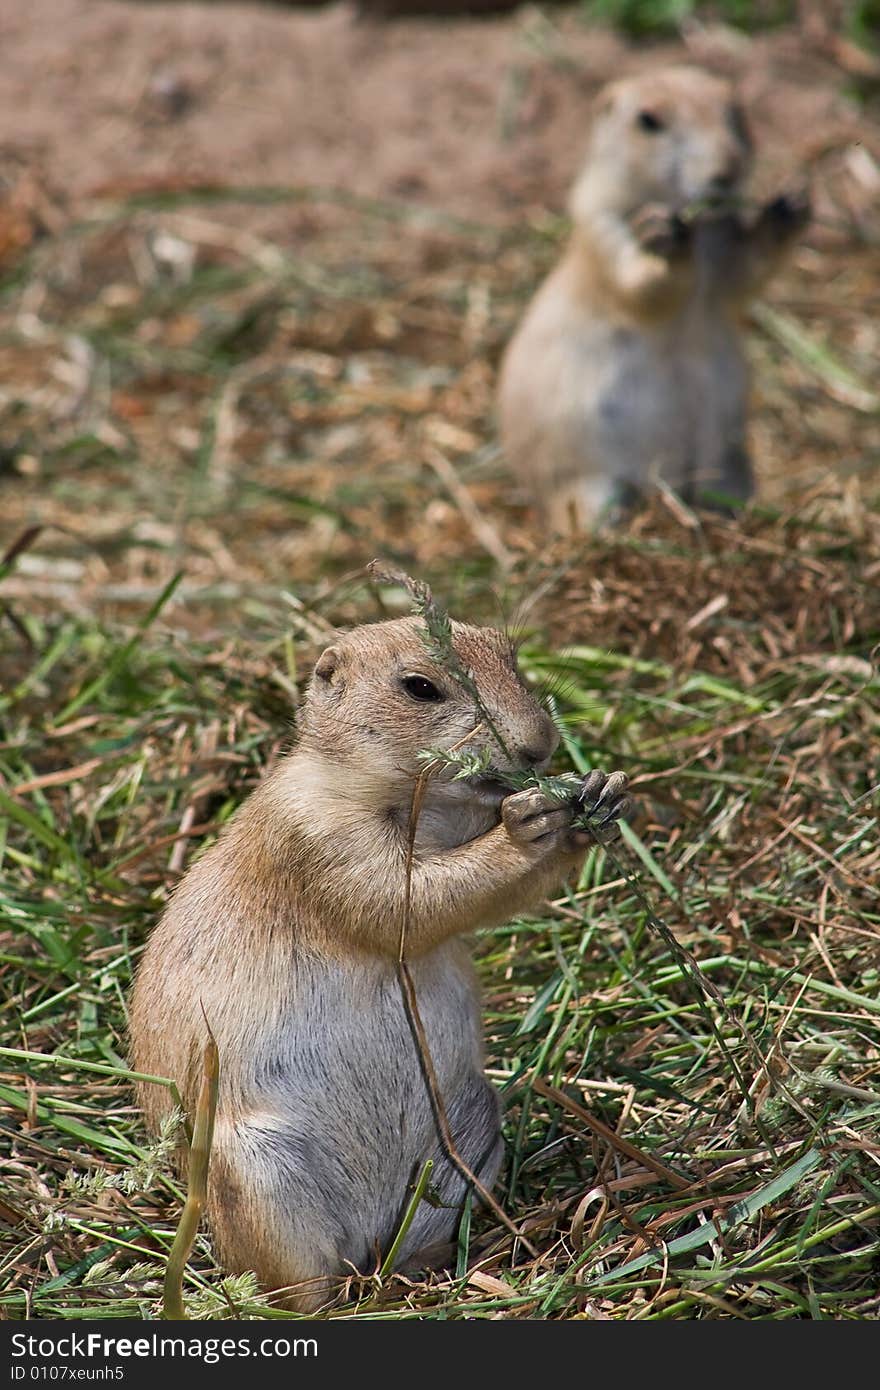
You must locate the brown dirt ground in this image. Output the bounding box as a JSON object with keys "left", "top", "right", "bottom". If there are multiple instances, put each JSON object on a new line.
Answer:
{"left": 4, "top": 0, "right": 878, "bottom": 220}
{"left": 0, "top": 1, "right": 878, "bottom": 631}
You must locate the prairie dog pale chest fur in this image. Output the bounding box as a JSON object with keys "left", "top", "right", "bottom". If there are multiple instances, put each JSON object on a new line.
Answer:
{"left": 130, "top": 616, "right": 629, "bottom": 1310}
{"left": 498, "top": 66, "right": 810, "bottom": 530}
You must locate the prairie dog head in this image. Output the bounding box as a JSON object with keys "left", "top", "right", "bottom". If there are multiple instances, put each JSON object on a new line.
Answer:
{"left": 298, "top": 616, "right": 558, "bottom": 810}
{"left": 570, "top": 66, "right": 753, "bottom": 221}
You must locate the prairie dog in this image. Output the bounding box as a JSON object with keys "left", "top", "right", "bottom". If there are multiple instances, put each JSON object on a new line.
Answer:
{"left": 498, "top": 66, "right": 810, "bottom": 530}
{"left": 130, "top": 616, "right": 630, "bottom": 1311}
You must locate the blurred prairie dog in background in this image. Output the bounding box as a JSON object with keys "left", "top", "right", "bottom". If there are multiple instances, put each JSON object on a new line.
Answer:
{"left": 130, "top": 616, "right": 630, "bottom": 1311}
{"left": 498, "top": 66, "right": 810, "bottom": 531}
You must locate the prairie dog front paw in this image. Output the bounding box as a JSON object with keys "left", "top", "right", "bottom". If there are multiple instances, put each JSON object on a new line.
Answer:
{"left": 571, "top": 769, "right": 631, "bottom": 846}
{"left": 502, "top": 786, "right": 575, "bottom": 850}
{"left": 502, "top": 770, "right": 631, "bottom": 855}
{"left": 631, "top": 203, "right": 690, "bottom": 260}
{"left": 757, "top": 184, "right": 811, "bottom": 239}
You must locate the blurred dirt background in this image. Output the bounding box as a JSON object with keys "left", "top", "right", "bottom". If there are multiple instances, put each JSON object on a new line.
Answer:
{"left": 4, "top": 0, "right": 879, "bottom": 218}
{"left": 0, "top": 0, "right": 878, "bottom": 628}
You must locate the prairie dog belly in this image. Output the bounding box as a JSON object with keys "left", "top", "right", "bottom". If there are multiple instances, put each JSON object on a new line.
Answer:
{"left": 215, "top": 944, "right": 500, "bottom": 1271}
{"left": 250, "top": 946, "right": 486, "bottom": 1129}
{"left": 590, "top": 312, "right": 749, "bottom": 497}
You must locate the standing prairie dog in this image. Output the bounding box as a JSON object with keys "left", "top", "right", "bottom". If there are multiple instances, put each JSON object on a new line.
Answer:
{"left": 130, "top": 616, "right": 630, "bottom": 1311}
{"left": 498, "top": 66, "right": 810, "bottom": 530}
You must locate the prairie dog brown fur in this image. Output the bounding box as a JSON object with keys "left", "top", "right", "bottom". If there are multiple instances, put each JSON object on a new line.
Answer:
{"left": 498, "top": 66, "right": 810, "bottom": 530}
{"left": 130, "top": 616, "right": 629, "bottom": 1310}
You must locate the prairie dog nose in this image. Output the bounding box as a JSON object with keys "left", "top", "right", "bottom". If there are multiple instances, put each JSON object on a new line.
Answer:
{"left": 517, "top": 715, "right": 560, "bottom": 769}
{"left": 709, "top": 148, "right": 744, "bottom": 193}
{"left": 709, "top": 172, "right": 737, "bottom": 195}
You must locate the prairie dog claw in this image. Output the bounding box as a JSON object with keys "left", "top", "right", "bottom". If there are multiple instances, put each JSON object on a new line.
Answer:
{"left": 574, "top": 769, "right": 631, "bottom": 844}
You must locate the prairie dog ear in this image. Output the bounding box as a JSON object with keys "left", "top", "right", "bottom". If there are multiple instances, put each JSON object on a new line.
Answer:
{"left": 314, "top": 645, "right": 342, "bottom": 683}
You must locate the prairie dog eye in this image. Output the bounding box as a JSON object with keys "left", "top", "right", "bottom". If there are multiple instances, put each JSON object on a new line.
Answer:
{"left": 401, "top": 674, "right": 445, "bottom": 704}
{"left": 637, "top": 109, "right": 664, "bottom": 133}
